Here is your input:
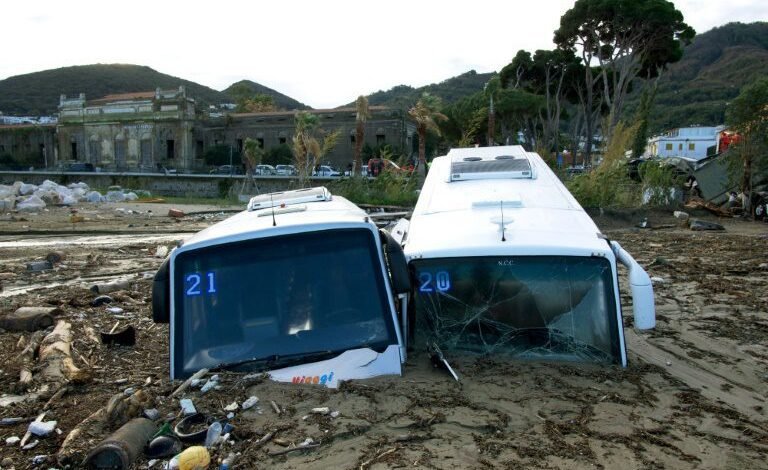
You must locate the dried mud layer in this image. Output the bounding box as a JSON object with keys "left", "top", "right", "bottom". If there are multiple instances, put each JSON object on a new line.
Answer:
{"left": 0, "top": 204, "right": 766, "bottom": 469}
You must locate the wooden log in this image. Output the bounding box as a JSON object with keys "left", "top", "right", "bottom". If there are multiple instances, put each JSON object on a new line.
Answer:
{"left": 16, "top": 330, "right": 45, "bottom": 391}
{"left": 39, "top": 321, "right": 90, "bottom": 384}
{"left": 0, "top": 307, "right": 60, "bottom": 332}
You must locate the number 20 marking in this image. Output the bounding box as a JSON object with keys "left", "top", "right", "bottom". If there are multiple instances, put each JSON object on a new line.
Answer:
{"left": 419, "top": 271, "right": 451, "bottom": 293}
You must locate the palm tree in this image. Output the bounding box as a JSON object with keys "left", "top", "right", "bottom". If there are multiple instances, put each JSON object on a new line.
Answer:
{"left": 408, "top": 93, "right": 447, "bottom": 177}
{"left": 354, "top": 95, "right": 370, "bottom": 177}
{"left": 240, "top": 137, "right": 263, "bottom": 196}
{"left": 292, "top": 111, "right": 340, "bottom": 187}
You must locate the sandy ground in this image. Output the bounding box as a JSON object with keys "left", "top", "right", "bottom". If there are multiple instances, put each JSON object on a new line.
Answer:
{"left": 0, "top": 203, "right": 766, "bottom": 469}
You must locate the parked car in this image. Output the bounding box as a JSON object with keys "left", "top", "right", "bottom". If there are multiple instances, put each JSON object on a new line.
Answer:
{"left": 210, "top": 165, "right": 243, "bottom": 175}
{"left": 254, "top": 164, "right": 277, "bottom": 176}
{"left": 275, "top": 164, "right": 297, "bottom": 176}
{"left": 313, "top": 165, "right": 341, "bottom": 177}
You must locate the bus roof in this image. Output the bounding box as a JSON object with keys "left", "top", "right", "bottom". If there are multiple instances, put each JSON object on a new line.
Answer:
{"left": 404, "top": 146, "right": 610, "bottom": 259}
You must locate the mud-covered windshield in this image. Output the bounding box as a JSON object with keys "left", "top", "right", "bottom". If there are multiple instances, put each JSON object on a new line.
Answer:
{"left": 412, "top": 256, "right": 621, "bottom": 364}
{"left": 173, "top": 229, "right": 396, "bottom": 378}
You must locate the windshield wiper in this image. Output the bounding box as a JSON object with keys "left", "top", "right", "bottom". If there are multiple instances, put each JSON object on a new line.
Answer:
{"left": 212, "top": 350, "right": 340, "bottom": 373}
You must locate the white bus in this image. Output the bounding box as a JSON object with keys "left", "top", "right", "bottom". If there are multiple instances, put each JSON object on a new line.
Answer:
{"left": 399, "top": 146, "right": 654, "bottom": 366}
{"left": 152, "top": 187, "right": 409, "bottom": 385}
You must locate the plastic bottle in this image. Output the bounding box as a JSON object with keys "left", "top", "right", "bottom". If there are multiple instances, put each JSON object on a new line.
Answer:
{"left": 219, "top": 453, "right": 236, "bottom": 470}
{"left": 204, "top": 421, "right": 222, "bottom": 448}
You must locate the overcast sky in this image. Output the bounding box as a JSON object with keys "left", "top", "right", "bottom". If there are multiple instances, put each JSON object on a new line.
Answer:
{"left": 2, "top": 0, "right": 767, "bottom": 109}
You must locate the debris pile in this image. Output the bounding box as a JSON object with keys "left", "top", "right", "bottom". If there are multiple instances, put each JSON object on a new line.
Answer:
{"left": 0, "top": 180, "right": 147, "bottom": 212}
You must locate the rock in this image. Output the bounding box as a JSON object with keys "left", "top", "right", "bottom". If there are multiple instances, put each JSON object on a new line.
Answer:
{"left": 1, "top": 457, "right": 12, "bottom": 466}
{"left": 6, "top": 436, "right": 20, "bottom": 445}
{"left": 689, "top": 219, "right": 725, "bottom": 231}
{"left": 144, "top": 408, "right": 160, "bottom": 420}
{"left": 168, "top": 208, "right": 185, "bottom": 218}
{"left": 673, "top": 210, "right": 690, "bottom": 220}
{"left": 31, "top": 455, "right": 47, "bottom": 465}
{"left": 154, "top": 246, "right": 169, "bottom": 258}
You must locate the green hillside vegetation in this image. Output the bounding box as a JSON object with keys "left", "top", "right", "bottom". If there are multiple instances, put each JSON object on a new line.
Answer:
{"left": 626, "top": 22, "right": 768, "bottom": 132}
{"left": 223, "top": 80, "right": 311, "bottom": 111}
{"left": 0, "top": 64, "right": 229, "bottom": 115}
{"left": 345, "top": 70, "right": 494, "bottom": 110}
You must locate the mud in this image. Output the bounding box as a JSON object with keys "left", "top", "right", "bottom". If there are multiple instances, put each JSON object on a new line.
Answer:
{"left": 0, "top": 204, "right": 766, "bottom": 469}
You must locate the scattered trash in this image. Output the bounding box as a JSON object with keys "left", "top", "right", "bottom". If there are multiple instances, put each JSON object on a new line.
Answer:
{"left": 107, "top": 306, "right": 125, "bottom": 314}
{"left": 92, "top": 295, "right": 114, "bottom": 307}
{"left": 241, "top": 396, "right": 259, "bottom": 410}
{"left": 168, "top": 208, "right": 185, "bottom": 218}
{"left": 311, "top": 407, "right": 330, "bottom": 415}
{"left": 154, "top": 246, "right": 169, "bottom": 258}
{"left": 171, "top": 368, "right": 209, "bottom": 398}
{"left": 0, "top": 306, "right": 59, "bottom": 332}
{"left": 330, "top": 410, "right": 341, "bottom": 418}
{"left": 174, "top": 413, "right": 208, "bottom": 443}
{"left": 124, "top": 387, "right": 136, "bottom": 396}
{"left": 689, "top": 219, "right": 725, "bottom": 231}
{"left": 144, "top": 408, "right": 160, "bottom": 420}
{"left": 428, "top": 342, "right": 460, "bottom": 382}
{"left": 28, "top": 420, "right": 57, "bottom": 437}
{"left": 200, "top": 375, "right": 220, "bottom": 394}
{"left": 91, "top": 280, "right": 131, "bottom": 295}
{"left": 100, "top": 325, "right": 136, "bottom": 347}
{"left": 16, "top": 195, "right": 46, "bottom": 212}
{"left": 223, "top": 401, "right": 238, "bottom": 412}
{"left": 146, "top": 435, "right": 183, "bottom": 459}
{"left": 46, "top": 251, "right": 65, "bottom": 264}
{"left": 22, "top": 439, "right": 39, "bottom": 450}
{"left": 6, "top": 436, "right": 20, "bottom": 445}
{"left": 673, "top": 210, "right": 690, "bottom": 220}
{"left": 179, "top": 399, "right": 197, "bottom": 416}
{"left": 176, "top": 446, "right": 210, "bottom": 470}
{"left": 204, "top": 421, "right": 222, "bottom": 448}
{"left": 268, "top": 437, "right": 319, "bottom": 456}
{"left": 219, "top": 452, "right": 237, "bottom": 470}
{"left": 636, "top": 217, "right": 649, "bottom": 229}
{"left": 1, "top": 417, "right": 25, "bottom": 426}
{"left": 26, "top": 260, "right": 53, "bottom": 272}
{"left": 31, "top": 455, "right": 47, "bottom": 465}
{"left": 651, "top": 276, "right": 666, "bottom": 284}
{"left": 83, "top": 418, "right": 157, "bottom": 470}
{"left": 648, "top": 257, "right": 669, "bottom": 267}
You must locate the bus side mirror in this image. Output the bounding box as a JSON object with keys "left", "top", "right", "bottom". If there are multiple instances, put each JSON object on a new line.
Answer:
{"left": 152, "top": 257, "right": 170, "bottom": 323}
{"left": 381, "top": 230, "right": 411, "bottom": 295}
{"left": 611, "top": 241, "right": 655, "bottom": 329}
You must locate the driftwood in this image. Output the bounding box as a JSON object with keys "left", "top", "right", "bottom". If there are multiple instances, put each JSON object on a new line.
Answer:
{"left": 57, "top": 389, "right": 153, "bottom": 466}
{"left": 16, "top": 330, "right": 45, "bottom": 390}
{"left": 0, "top": 307, "right": 60, "bottom": 332}
{"left": 170, "top": 368, "right": 209, "bottom": 398}
{"left": 39, "top": 321, "right": 90, "bottom": 384}
{"left": 684, "top": 197, "right": 733, "bottom": 218}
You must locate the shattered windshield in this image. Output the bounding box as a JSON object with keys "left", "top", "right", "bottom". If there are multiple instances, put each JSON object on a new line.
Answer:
{"left": 173, "top": 229, "right": 396, "bottom": 378}
{"left": 412, "top": 256, "right": 621, "bottom": 364}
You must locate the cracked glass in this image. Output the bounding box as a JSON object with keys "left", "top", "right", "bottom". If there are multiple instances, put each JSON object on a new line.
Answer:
{"left": 412, "top": 256, "right": 621, "bottom": 364}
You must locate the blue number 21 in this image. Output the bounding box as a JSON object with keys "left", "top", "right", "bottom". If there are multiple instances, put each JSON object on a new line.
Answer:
{"left": 185, "top": 272, "right": 216, "bottom": 296}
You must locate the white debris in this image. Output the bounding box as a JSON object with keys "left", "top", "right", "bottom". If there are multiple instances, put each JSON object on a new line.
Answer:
{"left": 22, "top": 439, "right": 39, "bottom": 450}
{"left": 179, "top": 398, "right": 197, "bottom": 416}
{"left": 200, "top": 375, "right": 220, "bottom": 394}
{"left": 107, "top": 307, "right": 124, "bottom": 314}
{"left": 6, "top": 436, "right": 20, "bottom": 446}
{"left": 28, "top": 420, "right": 57, "bottom": 437}
{"left": 311, "top": 407, "right": 330, "bottom": 415}
{"left": 224, "top": 401, "right": 239, "bottom": 412}
{"left": 241, "top": 396, "right": 259, "bottom": 410}
{"left": 330, "top": 410, "right": 340, "bottom": 418}
{"left": 16, "top": 195, "right": 46, "bottom": 212}
{"left": 650, "top": 276, "right": 666, "bottom": 284}
{"left": 154, "top": 246, "right": 169, "bottom": 258}
{"left": 144, "top": 408, "right": 160, "bottom": 420}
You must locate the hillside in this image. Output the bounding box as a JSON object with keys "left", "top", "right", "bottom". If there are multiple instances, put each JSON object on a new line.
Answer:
{"left": 0, "top": 64, "right": 232, "bottom": 115}
{"left": 342, "top": 70, "right": 495, "bottom": 109}
{"left": 222, "top": 80, "right": 310, "bottom": 110}
{"left": 629, "top": 22, "right": 768, "bottom": 132}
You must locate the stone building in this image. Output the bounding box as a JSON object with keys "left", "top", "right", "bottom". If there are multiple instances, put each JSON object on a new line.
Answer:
{"left": 0, "top": 87, "right": 415, "bottom": 172}
{"left": 56, "top": 87, "right": 196, "bottom": 171}
{"left": 199, "top": 106, "right": 414, "bottom": 171}
{"left": 0, "top": 123, "right": 56, "bottom": 169}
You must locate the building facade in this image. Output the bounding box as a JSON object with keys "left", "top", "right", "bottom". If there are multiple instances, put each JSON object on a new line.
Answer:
{"left": 0, "top": 124, "right": 56, "bottom": 169}
{"left": 646, "top": 126, "right": 725, "bottom": 161}
{"left": 0, "top": 88, "right": 415, "bottom": 173}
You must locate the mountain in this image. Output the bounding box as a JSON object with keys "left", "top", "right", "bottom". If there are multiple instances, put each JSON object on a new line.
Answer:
{"left": 343, "top": 70, "right": 495, "bottom": 109}
{"left": 0, "top": 64, "right": 310, "bottom": 115}
{"left": 0, "top": 64, "right": 231, "bottom": 115}
{"left": 630, "top": 22, "right": 768, "bottom": 132}
{"left": 222, "top": 80, "right": 310, "bottom": 110}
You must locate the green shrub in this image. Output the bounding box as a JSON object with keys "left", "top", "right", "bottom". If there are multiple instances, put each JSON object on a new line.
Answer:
{"left": 329, "top": 171, "right": 418, "bottom": 207}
